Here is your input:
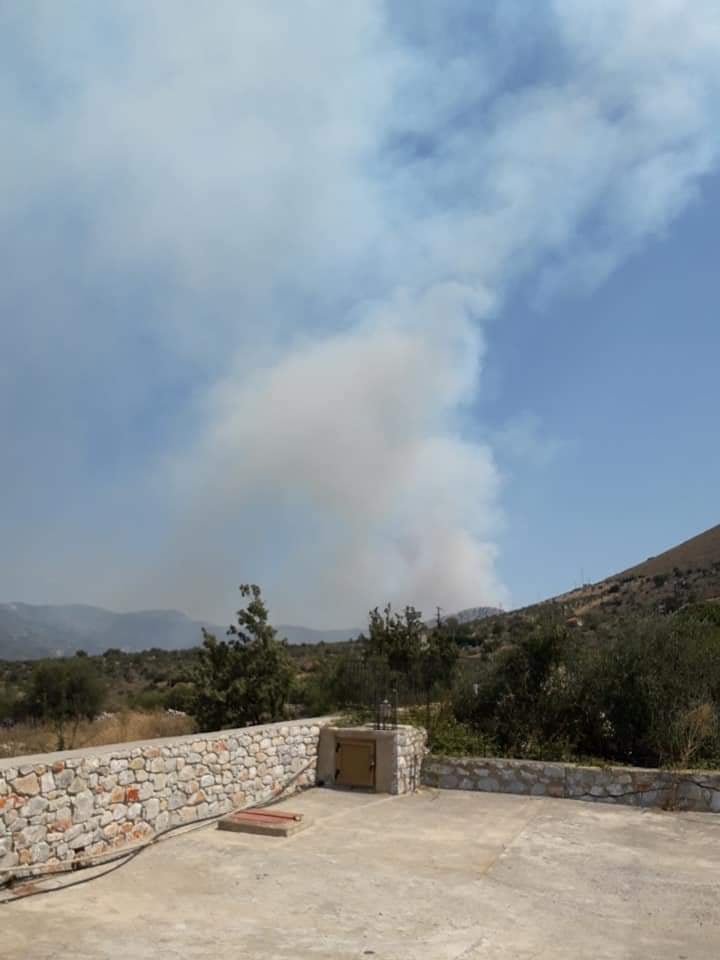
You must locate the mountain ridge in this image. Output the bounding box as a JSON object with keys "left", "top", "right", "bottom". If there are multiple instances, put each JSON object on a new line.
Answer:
{"left": 0, "top": 602, "right": 368, "bottom": 660}
{"left": 0, "top": 601, "right": 502, "bottom": 661}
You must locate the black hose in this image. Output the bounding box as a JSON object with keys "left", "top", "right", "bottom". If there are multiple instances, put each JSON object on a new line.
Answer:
{"left": 0, "top": 757, "right": 315, "bottom": 904}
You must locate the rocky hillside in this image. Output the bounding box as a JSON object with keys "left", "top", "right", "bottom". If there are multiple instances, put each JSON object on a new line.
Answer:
{"left": 553, "top": 523, "right": 720, "bottom": 619}
{"left": 467, "top": 523, "right": 720, "bottom": 645}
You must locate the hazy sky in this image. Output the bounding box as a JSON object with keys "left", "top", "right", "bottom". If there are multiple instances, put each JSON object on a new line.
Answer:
{"left": 2, "top": 1, "right": 719, "bottom": 627}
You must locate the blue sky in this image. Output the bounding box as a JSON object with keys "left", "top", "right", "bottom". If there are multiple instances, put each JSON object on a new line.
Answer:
{"left": 487, "top": 169, "right": 720, "bottom": 605}
{"left": 1, "top": 2, "right": 719, "bottom": 626}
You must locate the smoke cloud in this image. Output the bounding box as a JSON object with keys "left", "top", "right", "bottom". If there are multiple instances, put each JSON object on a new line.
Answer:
{"left": 2, "top": 2, "right": 720, "bottom": 624}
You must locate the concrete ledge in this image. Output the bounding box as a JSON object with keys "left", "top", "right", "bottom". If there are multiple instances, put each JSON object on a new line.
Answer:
{"left": 422, "top": 755, "right": 720, "bottom": 812}
{"left": 217, "top": 809, "right": 312, "bottom": 837}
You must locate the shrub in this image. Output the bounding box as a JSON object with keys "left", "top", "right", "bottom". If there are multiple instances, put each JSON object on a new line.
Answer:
{"left": 164, "top": 682, "right": 196, "bottom": 714}
{"left": 440, "top": 610, "right": 720, "bottom": 768}
{"left": 453, "top": 614, "right": 583, "bottom": 759}
{"left": 24, "top": 657, "right": 106, "bottom": 750}
{"left": 127, "top": 688, "right": 166, "bottom": 712}
{"left": 408, "top": 702, "right": 496, "bottom": 757}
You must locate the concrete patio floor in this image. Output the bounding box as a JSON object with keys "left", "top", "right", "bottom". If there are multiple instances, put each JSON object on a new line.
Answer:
{"left": 4, "top": 786, "right": 720, "bottom": 959}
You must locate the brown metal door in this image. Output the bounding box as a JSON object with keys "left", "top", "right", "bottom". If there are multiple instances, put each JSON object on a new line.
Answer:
{"left": 335, "top": 739, "right": 376, "bottom": 788}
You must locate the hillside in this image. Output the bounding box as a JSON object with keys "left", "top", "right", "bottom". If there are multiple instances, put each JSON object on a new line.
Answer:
{"left": 550, "top": 522, "right": 720, "bottom": 620}
{"left": 453, "top": 606, "right": 503, "bottom": 624}
{"left": 466, "top": 522, "right": 720, "bottom": 646}
{"left": 621, "top": 523, "right": 720, "bottom": 579}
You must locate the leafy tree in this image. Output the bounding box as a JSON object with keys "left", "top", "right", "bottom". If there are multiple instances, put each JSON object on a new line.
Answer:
{"left": 294, "top": 650, "right": 364, "bottom": 716}
{"left": 454, "top": 613, "right": 582, "bottom": 759}
{"left": 26, "top": 657, "right": 105, "bottom": 750}
{"left": 448, "top": 609, "right": 720, "bottom": 767}
{"left": 192, "top": 584, "right": 294, "bottom": 732}
{"left": 361, "top": 603, "right": 424, "bottom": 673}
{"left": 419, "top": 610, "right": 459, "bottom": 726}
{"left": 439, "top": 614, "right": 476, "bottom": 648}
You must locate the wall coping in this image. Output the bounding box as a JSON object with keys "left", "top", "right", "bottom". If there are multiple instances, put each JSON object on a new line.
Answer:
{"left": 0, "top": 716, "right": 332, "bottom": 772}
{"left": 426, "top": 754, "right": 720, "bottom": 779}
{"left": 323, "top": 723, "right": 419, "bottom": 739}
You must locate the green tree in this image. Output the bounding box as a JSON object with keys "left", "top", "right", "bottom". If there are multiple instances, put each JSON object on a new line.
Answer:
{"left": 361, "top": 603, "right": 424, "bottom": 673}
{"left": 192, "top": 584, "right": 294, "bottom": 732}
{"left": 448, "top": 610, "right": 720, "bottom": 767}
{"left": 294, "top": 650, "right": 364, "bottom": 716}
{"left": 26, "top": 658, "right": 105, "bottom": 750}
{"left": 455, "top": 614, "right": 581, "bottom": 759}
{"left": 420, "top": 610, "right": 460, "bottom": 727}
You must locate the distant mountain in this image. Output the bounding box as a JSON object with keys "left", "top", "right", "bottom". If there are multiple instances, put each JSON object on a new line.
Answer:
{"left": 0, "top": 604, "right": 81, "bottom": 660}
{"left": 274, "top": 624, "right": 361, "bottom": 646}
{"left": 0, "top": 602, "right": 363, "bottom": 661}
{"left": 0, "top": 603, "right": 221, "bottom": 660}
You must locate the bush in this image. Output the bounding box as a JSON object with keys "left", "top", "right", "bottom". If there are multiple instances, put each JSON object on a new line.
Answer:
{"left": 0, "top": 688, "right": 20, "bottom": 723}
{"left": 453, "top": 615, "right": 583, "bottom": 759}
{"left": 292, "top": 654, "right": 357, "bottom": 716}
{"left": 446, "top": 612, "right": 720, "bottom": 768}
{"left": 678, "top": 601, "right": 720, "bottom": 628}
{"left": 407, "top": 703, "right": 496, "bottom": 757}
{"left": 24, "top": 657, "right": 106, "bottom": 750}
{"left": 164, "top": 682, "right": 196, "bottom": 714}
{"left": 127, "top": 688, "right": 166, "bottom": 712}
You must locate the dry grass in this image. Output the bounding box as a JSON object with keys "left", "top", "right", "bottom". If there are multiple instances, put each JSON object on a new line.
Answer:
{"left": 0, "top": 710, "right": 196, "bottom": 761}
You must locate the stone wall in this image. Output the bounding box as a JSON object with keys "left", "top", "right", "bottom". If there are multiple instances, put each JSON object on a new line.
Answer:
{"left": 0, "top": 718, "right": 324, "bottom": 875}
{"left": 422, "top": 755, "right": 720, "bottom": 812}
{"left": 393, "top": 725, "right": 427, "bottom": 794}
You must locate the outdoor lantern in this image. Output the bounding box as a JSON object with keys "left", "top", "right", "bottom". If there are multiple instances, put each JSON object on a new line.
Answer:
{"left": 379, "top": 698, "right": 392, "bottom": 729}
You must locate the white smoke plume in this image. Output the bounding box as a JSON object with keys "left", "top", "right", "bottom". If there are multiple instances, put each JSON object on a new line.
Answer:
{"left": 2, "top": 2, "right": 720, "bottom": 624}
